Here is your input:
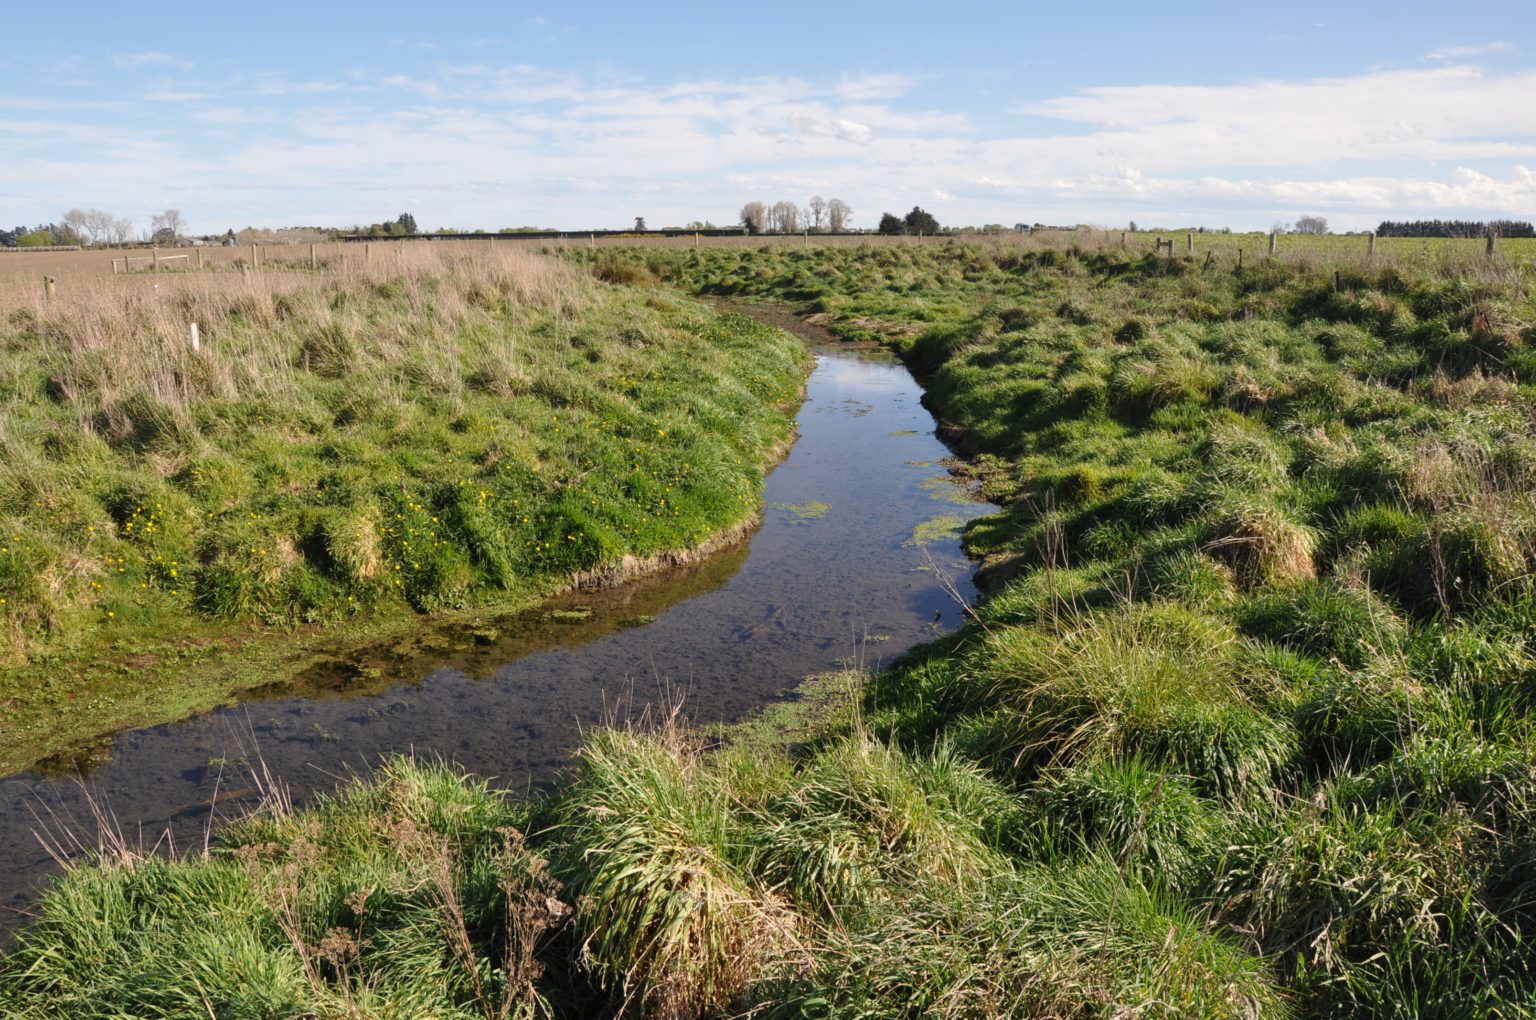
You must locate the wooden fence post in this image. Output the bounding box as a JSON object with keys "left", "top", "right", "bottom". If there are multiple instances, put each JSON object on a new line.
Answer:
{"left": 1268, "top": 232, "right": 1277, "bottom": 256}
{"left": 309, "top": 243, "right": 317, "bottom": 270}
{"left": 1237, "top": 248, "right": 1244, "bottom": 271}
{"left": 43, "top": 276, "right": 55, "bottom": 304}
{"left": 365, "top": 242, "right": 371, "bottom": 263}
{"left": 197, "top": 247, "right": 205, "bottom": 270}
{"left": 1367, "top": 232, "right": 1376, "bottom": 261}
{"left": 1187, "top": 232, "right": 1194, "bottom": 253}
{"left": 590, "top": 233, "right": 595, "bottom": 250}
{"left": 188, "top": 322, "right": 200, "bottom": 352}
{"left": 1120, "top": 231, "right": 1126, "bottom": 248}
{"left": 1487, "top": 229, "right": 1497, "bottom": 257}
{"left": 152, "top": 248, "right": 160, "bottom": 272}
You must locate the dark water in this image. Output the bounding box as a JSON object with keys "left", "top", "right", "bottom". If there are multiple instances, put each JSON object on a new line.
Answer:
{"left": 0, "top": 342, "right": 994, "bottom": 931}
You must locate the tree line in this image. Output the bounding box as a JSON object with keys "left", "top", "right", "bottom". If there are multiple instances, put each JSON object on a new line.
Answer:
{"left": 1, "top": 208, "right": 188, "bottom": 247}
{"left": 1375, "top": 219, "right": 1535, "bottom": 238}
{"left": 739, "top": 197, "right": 852, "bottom": 234}
{"left": 350, "top": 213, "right": 419, "bottom": 237}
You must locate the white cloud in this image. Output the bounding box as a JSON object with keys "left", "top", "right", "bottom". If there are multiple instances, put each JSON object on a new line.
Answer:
{"left": 1425, "top": 41, "right": 1515, "bottom": 61}
{"left": 111, "top": 51, "right": 192, "bottom": 70}
{"left": 5, "top": 59, "right": 1536, "bottom": 232}
{"left": 1017, "top": 66, "right": 1536, "bottom": 171}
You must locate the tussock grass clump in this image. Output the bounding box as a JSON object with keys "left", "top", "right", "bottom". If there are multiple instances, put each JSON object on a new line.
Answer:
{"left": 1, "top": 757, "right": 568, "bottom": 1019}
{"left": 957, "top": 603, "right": 1295, "bottom": 803}
{"left": 556, "top": 726, "right": 805, "bottom": 1018}
{"left": 792, "top": 855, "right": 1285, "bottom": 1020}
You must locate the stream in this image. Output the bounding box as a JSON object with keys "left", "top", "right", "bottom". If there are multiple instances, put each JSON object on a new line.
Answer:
{"left": 0, "top": 326, "right": 996, "bottom": 931}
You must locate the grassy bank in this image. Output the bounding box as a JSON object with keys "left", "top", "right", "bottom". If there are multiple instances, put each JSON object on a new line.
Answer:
{"left": 629, "top": 242, "right": 1536, "bottom": 1015}
{"left": 7, "top": 240, "right": 1536, "bottom": 1017}
{"left": 0, "top": 247, "right": 806, "bottom": 774}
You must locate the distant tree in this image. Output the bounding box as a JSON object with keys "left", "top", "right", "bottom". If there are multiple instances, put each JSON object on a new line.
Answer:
{"left": 58, "top": 207, "right": 118, "bottom": 245}
{"left": 111, "top": 218, "right": 134, "bottom": 244}
{"left": 396, "top": 212, "right": 418, "bottom": 235}
{"left": 1294, "top": 215, "right": 1328, "bottom": 235}
{"left": 877, "top": 212, "right": 905, "bottom": 235}
{"left": 61, "top": 208, "right": 90, "bottom": 243}
{"left": 826, "top": 198, "right": 852, "bottom": 232}
{"left": 683, "top": 220, "right": 717, "bottom": 230}
{"left": 740, "top": 201, "right": 767, "bottom": 234}
{"left": 150, "top": 208, "right": 185, "bottom": 242}
{"left": 16, "top": 228, "right": 55, "bottom": 247}
{"left": 1128, "top": 220, "right": 1138, "bottom": 232}
{"left": 633, "top": 216, "right": 646, "bottom": 231}
{"left": 769, "top": 201, "right": 799, "bottom": 233}
{"left": 904, "top": 206, "right": 940, "bottom": 234}
{"left": 84, "top": 208, "right": 115, "bottom": 244}
{"left": 807, "top": 195, "right": 826, "bottom": 230}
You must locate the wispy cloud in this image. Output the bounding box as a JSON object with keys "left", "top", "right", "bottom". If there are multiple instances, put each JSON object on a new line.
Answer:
{"left": 1425, "top": 41, "right": 1515, "bottom": 61}
{"left": 111, "top": 51, "right": 193, "bottom": 70}
{"left": 1017, "top": 66, "right": 1536, "bottom": 170}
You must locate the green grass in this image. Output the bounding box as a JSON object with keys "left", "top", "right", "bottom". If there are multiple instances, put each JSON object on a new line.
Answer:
{"left": 0, "top": 248, "right": 807, "bottom": 773}
{"left": 10, "top": 237, "right": 1536, "bottom": 1017}
{"left": 573, "top": 238, "right": 1536, "bottom": 1016}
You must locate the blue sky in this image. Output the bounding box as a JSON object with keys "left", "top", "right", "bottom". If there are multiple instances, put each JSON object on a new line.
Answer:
{"left": 2, "top": 1, "right": 1534, "bottom": 234}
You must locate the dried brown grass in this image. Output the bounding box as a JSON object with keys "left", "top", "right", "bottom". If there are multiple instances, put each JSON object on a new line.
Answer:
{"left": 1, "top": 243, "right": 584, "bottom": 414}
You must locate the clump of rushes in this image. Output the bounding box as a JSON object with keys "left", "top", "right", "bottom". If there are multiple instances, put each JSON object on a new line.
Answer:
{"left": 554, "top": 726, "right": 805, "bottom": 1017}
{"left": 0, "top": 244, "right": 805, "bottom": 772}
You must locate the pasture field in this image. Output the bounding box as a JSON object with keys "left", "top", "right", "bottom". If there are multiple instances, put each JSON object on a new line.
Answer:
{"left": 0, "top": 245, "right": 806, "bottom": 774}
{"left": 9, "top": 235, "right": 1536, "bottom": 1018}
{"left": 8, "top": 228, "right": 1531, "bottom": 288}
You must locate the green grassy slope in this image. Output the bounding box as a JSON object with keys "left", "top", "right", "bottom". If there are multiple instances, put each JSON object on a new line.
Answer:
{"left": 0, "top": 248, "right": 806, "bottom": 773}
